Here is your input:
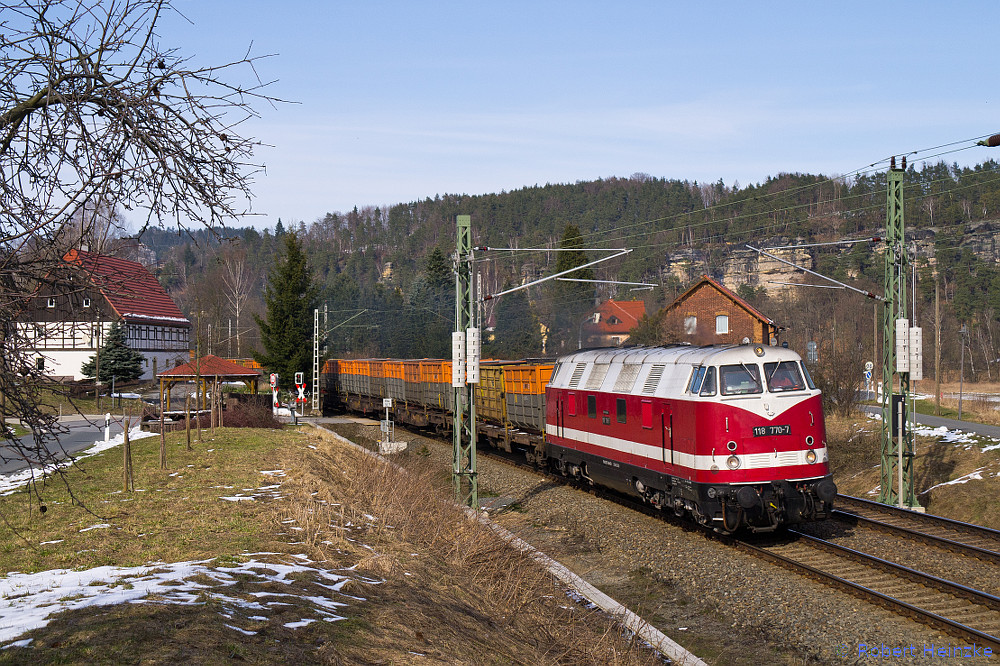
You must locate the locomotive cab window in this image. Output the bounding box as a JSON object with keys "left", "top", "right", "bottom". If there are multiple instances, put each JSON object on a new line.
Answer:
{"left": 616, "top": 398, "right": 627, "bottom": 423}
{"left": 699, "top": 366, "right": 717, "bottom": 396}
{"left": 720, "top": 363, "right": 762, "bottom": 395}
{"left": 800, "top": 361, "right": 817, "bottom": 390}
{"left": 587, "top": 395, "right": 597, "bottom": 418}
{"left": 688, "top": 366, "right": 706, "bottom": 393}
{"left": 764, "top": 361, "right": 806, "bottom": 392}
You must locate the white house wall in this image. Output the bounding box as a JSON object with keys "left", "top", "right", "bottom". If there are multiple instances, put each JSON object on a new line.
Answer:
{"left": 23, "top": 321, "right": 191, "bottom": 381}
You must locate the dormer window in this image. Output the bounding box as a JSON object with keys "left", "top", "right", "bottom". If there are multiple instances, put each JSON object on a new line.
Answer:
{"left": 607, "top": 316, "right": 621, "bottom": 325}
{"left": 46, "top": 297, "right": 56, "bottom": 308}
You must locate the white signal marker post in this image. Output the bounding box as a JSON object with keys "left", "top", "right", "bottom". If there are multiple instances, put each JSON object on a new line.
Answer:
{"left": 270, "top": 373, "right": 279, "bottom": 415}
{"left": 294, "top": 371, "right": 306, "bottom": 421}
{"left": 908, "top": 327, "right": 923, "bottom": 381}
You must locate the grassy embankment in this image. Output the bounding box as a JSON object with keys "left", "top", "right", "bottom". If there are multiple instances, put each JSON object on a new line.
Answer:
{"left": 0, "top": 424, "right": 660, "bottom": 665}
{"left": 827, "top": 406, "right": 1000, "bottom": 528}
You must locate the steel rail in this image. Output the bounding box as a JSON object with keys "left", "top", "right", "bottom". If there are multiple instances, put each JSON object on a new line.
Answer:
{"left": 359, "top": 423, "right": 1000, "bottom": 651}
{"left": 730, "top": 532, "right": 1000, "bottom": 652}
{"left": 830, "top": 508, "right": 1000, "bottom": 564}
{"left": 836, "top": 494, "right": 1000, "bottom": 549}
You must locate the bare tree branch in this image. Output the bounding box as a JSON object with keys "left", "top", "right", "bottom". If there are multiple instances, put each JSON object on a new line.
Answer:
{"left": 0, "top": 0, "right": 281, "bottom": 502}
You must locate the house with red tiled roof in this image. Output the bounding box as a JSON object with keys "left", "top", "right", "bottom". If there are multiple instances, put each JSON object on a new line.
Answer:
{"left": 21, "top": 249, "right": 191, "bottom": 381}
{"left": 662, "top": 275, "right": 782, "bottom": 345}
{"left": 579, "top": 299, "right": 647, "bottom": 348}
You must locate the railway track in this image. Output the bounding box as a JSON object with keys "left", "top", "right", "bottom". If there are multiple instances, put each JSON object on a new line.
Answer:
{"left": 487, "top": 449, "right": 1000, "bottom": 650}
{"left": 348, "top": 421, "right": 1000, "bottom": 652}
{"left": 731, "top": 530, "right": 1000, "bottom": 652}
{"left": 474, "top": 444, "right": 1000, "bottom": 649}
{"left": 833, "top": 494, "right": 1000, "bottom": 563}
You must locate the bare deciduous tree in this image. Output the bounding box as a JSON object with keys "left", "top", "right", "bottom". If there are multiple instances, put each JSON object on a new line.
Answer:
{"left": 0, "top": 0, "right": 278, "bottom": 500}
{"left": 221, "top": 249, "right": 252, "bottom": 357}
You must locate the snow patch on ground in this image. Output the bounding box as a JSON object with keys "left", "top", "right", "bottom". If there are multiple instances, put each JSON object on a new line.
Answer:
{"left": 920, "top": 467, "right": 990, "bottom": 494}
{"left": 0, "top": 554, "right": 366, "bottom": 645}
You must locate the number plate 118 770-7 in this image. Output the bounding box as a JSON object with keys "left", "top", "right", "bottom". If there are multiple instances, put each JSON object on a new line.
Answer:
{"left": 753, "top": 425, "right": 791, "bottom": 437}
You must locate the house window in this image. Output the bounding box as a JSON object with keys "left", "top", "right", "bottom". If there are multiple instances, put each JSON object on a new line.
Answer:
{"left": 716, "top": 315, "right": 729, "bottom": 335}
{"left": 607, "top": 316, "right": 620, "bottom": 325}
{"left": 684, "top": 316, "right": 697, "bottom": 335}
{"left": 611, "top": 336, "right": 622, "bottom": 345}
{"left": 47, "top": 297, "right": 55, "bottom": 308}
{"left": 83, "top": 297, "right": 91, "bottom": 308}
{"left": 36, "top": 357, "right": 44, "bottom": 371}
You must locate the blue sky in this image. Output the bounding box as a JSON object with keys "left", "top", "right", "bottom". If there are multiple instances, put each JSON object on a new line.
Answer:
{"left": 162, "top": 1, "right": 1000, "bottom": 229}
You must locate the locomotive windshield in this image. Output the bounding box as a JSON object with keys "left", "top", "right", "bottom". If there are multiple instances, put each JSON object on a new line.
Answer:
{"left": 720, "top": 363, "right": 762, "bottom": 395}
{"left": 764, "top": 361, "right": 806, "bottom": 392}
{"left": 699, "top": 366, "right": 717, "bottom": 396}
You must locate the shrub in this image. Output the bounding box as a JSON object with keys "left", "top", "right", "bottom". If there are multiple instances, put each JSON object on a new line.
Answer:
{"left": 224, "top": 403, "right": 282, "bottom": 429}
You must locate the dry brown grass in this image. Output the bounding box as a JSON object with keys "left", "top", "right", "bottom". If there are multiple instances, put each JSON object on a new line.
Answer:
{"left": 297, "top": 426, "right": 664, "bottom": 665}
{"left": 0, "top": 425, "right": 665, "bottom": 664}
{"left": 826, "top": 413, "right": 1000, "bottom": 528}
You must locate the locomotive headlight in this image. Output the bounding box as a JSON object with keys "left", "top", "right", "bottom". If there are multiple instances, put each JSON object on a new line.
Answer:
{"left": 806, "top": 450, "right": 817, "bottom": 464}
{"left": 726, "top": 455, "right": 741, "bottom": 470}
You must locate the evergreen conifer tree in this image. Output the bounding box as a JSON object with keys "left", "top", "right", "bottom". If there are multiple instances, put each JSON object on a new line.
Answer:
{"left": 254, "top": 232, "right": 319, "bottom": 387}
{"left": 487, "top": 286, "right": 541, "bottom": 359}
{"left": 81, "top": 321, "right": 144, "bottom": 383}
{"left": 549, "top": 224, "right": 595, "bottom": 351}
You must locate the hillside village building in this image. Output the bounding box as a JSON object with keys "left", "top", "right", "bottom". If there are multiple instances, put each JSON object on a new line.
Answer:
{"left": 662, "top": 275, "right": 782, "bottom": 345}
{"left": 20, "top": 249, "right": 190, "bottom": 381}
{"left": 579, "top": 299, "right": 647, "bottom": 348}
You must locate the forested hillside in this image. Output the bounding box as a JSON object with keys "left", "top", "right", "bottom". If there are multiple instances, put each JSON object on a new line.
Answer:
{"left": 142, "top": 159, "right": 1000, "bottom": 382}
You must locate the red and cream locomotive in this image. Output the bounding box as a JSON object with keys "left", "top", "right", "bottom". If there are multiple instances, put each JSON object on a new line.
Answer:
{"left": 545, "top": 344, "right": 836, "bottom": 532}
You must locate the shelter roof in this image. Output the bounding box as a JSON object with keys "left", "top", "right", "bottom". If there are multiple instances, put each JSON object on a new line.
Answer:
{"left": 157, "top": 354, "right": 262, "bottom": 379}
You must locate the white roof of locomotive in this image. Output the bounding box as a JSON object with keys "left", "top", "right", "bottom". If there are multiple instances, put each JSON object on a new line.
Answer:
{"left": 549, "top": 344, "right": 809, "bottom": 399}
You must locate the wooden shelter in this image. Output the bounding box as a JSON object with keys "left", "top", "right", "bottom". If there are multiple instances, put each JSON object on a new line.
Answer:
{"left": 156, "top": 354, "right": 262, "bottom": 412}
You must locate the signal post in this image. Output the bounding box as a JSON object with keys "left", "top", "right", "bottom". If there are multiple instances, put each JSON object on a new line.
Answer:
{"left": 452, "top": 215, "right": 479, "bottom": 509}
{"left": 878, "top": 158, "right": 923, "bottom": 511}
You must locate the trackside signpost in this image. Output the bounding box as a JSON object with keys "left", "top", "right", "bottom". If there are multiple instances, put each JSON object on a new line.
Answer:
{"left": 270, "top": 373, "right": 279, "bottom": 415}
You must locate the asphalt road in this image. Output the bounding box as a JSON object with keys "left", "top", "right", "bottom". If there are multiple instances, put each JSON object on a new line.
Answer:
{"left": 0, "top": 416, "right": 125, "bottom": 475}
{"left": 861, "top": 405, "right": 1000, "bottom": 439}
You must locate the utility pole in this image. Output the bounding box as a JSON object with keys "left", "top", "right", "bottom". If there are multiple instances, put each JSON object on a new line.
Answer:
{"left": 312, "top": 308, "right": 320, "bottom": 414}
{"left": 878, "top": 157, "right": 922, "bottom": 511}
{"left": 452, "top": 215, "right": 478, "bottom": 508}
